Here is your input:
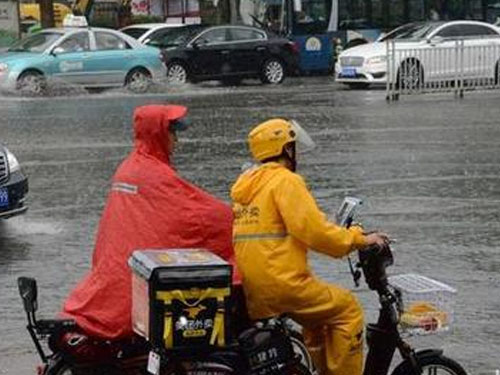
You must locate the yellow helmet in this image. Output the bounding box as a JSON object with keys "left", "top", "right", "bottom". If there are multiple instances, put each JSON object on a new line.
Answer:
{"left": 248, "top": 118, "right": 297, "bottom": 162}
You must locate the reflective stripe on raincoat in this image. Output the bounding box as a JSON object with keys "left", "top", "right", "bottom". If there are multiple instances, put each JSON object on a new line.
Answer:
{"left": 230, "top": 162, "right": 366, "bottom": 319}
{"left": 62, "top": 105, "right": 237, "bottom": 339}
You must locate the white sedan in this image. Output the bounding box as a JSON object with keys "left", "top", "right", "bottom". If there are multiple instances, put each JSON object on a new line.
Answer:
{"left": 336, "top": 20, "right": 500, "bottom": 89}
{"left": 120, "top": 23, "right": 184, "bottom": 47}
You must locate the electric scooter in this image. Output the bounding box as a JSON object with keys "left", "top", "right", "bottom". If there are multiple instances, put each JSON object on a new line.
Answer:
{"left": 18, "top": 197, "right": 468, "bottom": 375}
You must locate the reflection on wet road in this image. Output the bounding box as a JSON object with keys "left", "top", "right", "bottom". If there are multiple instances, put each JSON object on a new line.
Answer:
{"left": 0, "top": 78, "right": 499, "bottom": 374}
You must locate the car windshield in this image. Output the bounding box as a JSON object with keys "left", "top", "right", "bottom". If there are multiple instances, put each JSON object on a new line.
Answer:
{"left": 379, "top": 22, "right": 443, "bottom": 41}
{"left": 8, "top": 32, "right": 63, "bottom": 52}
{"left": 154, "top": 25, "right": 205, "bottom": 47}
{"left": 121, "top": 27, "right": 150, "bottom": 39}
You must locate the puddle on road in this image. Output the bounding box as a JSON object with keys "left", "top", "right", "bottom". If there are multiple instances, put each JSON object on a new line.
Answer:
{"left": 0, "top": 76, "right": 339, "bottom": 102}
{"left": 0, "top": 216, "right": 64, "bottom": 237}
{"left": 0, "top": 77, "right": 254, "bottom": 101}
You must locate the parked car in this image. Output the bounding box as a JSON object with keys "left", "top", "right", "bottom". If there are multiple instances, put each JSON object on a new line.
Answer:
{"left": 0, "top": 145, "right": 28, "bottom": 219}
{"left": 0, "top": 23, "right": 166, "bottom": 95}
{"left": 159, "top": 24, "right": 300, "bottom": 85}
{"left": 336, "top": 20, "right": 500, "bottom": 88}
{"left": 120, "top": 23, "right": 184, "bottom": 47}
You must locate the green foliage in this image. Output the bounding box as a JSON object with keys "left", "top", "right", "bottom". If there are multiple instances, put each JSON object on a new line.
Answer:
{"left": 130, "top": 14, "right": 164, "bottom": 24}
{"left": 0, "top": 29, "right": 18, "bottom": 48}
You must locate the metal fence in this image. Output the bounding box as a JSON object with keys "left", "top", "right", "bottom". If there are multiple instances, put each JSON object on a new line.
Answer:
{"left": 385, "top": 39, "right": 500, "bottom": 100}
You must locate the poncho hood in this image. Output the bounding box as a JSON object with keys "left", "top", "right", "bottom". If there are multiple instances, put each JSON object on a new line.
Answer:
{"left": 133, "top": 104, "right": 188, "bottom": 164}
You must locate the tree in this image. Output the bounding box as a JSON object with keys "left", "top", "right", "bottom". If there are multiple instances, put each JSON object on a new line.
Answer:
{"left": 39, "top": 0, "right": 55, "bottom": 28}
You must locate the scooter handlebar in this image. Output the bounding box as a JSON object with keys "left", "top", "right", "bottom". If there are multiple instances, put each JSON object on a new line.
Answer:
{"left": 357, "top": 243, "right": 394, "bottom": 291}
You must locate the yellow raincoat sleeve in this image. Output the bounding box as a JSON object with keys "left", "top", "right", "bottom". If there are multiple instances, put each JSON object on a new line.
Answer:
{"left": 274, "top": 173, "right": 367, "bottom": 258}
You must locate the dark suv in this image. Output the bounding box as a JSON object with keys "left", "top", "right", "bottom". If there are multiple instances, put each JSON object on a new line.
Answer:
{"left": 156, "top": 25, "right": 299, "bottom": 85}
{"left": 0, "top": 144, "right": 28, "bottom": 219}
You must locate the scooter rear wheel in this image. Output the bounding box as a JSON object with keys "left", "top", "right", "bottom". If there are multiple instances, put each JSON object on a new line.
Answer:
{"left": 391, "top": 353, "right": 467, "bottom": 375}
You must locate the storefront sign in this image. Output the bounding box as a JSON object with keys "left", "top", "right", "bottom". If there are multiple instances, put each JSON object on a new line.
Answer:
{"left": 131, "top": 0, "right": 149, "bottom": 15}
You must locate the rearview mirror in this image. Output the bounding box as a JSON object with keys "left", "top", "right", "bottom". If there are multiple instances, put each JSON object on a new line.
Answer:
{"left": 336, "top": 197, "right": 363, "bottom": 227}
{"left": 427, "top": 36, "right": 444, "bottom": 45}
{"left": 376, "top": 32, "right": 387, "bottom": 42}
{"left": 51, "top": 46, "right": 65, "bottom": 55}
{"left": 18, "top": 277, "right": 38, "bottom": 314}
{"left": 192, "top": 39, "right": 208, "bottom": 49}
{"left": 146, "top": 39, "right": 162, "bottom": 48}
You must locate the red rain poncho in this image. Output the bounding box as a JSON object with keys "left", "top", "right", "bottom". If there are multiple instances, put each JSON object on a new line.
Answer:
{"left": 62, "top": 105, "right": 236, "bottom": 339}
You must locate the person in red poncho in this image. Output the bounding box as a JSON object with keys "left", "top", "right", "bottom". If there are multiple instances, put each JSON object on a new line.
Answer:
{"left": 60, "top": 104, "right": 237, "bottom": 347}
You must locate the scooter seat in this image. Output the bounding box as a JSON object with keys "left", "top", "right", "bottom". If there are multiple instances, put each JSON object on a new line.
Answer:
{"left": 37, "top": 319, "right": 77, "bottom": 335}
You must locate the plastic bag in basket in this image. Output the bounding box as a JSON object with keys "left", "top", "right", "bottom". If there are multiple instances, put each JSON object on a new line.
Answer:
{"left": 399, "top": 301, "right": 449, "bottom": 333}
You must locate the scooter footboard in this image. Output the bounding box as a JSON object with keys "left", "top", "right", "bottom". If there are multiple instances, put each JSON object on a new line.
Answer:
{"left": 363, "top": 323, "right": 398, "bottom": 375}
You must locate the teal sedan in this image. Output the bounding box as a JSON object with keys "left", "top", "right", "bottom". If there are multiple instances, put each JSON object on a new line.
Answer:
{"left": 0, "top": 27, "right": 166, "bottom": 95}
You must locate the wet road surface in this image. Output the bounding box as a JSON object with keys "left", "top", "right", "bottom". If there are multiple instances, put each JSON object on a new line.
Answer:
{"left": 0, "top": 77, "right": 499, "bottom": 374}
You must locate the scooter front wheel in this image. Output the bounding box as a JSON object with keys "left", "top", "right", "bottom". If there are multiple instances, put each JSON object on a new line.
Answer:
{"left": 391, "top": 353, "right": 467, "bottom": 375}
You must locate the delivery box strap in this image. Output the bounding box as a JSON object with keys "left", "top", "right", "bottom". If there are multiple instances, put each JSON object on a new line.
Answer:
{"left": 156, "top": 287, "right": 230, "bottom": 307}
{"left": 210, "top": 296, "right": 226, "bottom": 347}
{"left": 163, "top": 311, "right": 173, "bottom": 348}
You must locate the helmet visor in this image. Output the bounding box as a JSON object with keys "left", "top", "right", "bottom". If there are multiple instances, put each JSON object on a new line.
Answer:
{"left": 290, "top": 120, "right": 315, "bottom": 154}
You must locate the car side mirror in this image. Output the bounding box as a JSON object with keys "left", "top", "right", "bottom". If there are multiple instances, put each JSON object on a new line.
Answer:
{"left": 375, "top": 33, "right": 384, "bottom": 42}
{"left": 51, "top": 46, "right": 65, "bottom": 55}
{"left": 427, "top": 36, "right": 444, "bottom": 45}
{"left": 146, "top": 39, "right": 162, "bottom": 48}
{"left": 192, "top": 39, "right": 208, "bottom": 49}
{"left": 18, "top": 277, "right": 38, "bottom": 314}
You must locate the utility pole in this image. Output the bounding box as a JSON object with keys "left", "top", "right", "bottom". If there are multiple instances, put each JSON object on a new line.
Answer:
{"left": 38, "top": 0, "right": 54, "bottom": 28}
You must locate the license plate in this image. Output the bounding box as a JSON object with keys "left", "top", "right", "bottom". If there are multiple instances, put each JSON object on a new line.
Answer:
{"left": 147, "top": 351, "right": 160, "bottom": 375}
{"left": 0, "top": 187, "right": 8, "bottom": 208}
{"left": 341, "top": 67, "right": 357, "bottom": 77}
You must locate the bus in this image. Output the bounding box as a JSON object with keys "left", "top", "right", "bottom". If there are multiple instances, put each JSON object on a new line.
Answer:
{"left": 164, "top": 0, "right": 500, "bottom": 72}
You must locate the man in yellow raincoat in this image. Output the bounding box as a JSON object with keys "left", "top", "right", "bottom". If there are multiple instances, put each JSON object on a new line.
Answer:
{"left": 231, "top": 118, "right": 389, "bottom": 375}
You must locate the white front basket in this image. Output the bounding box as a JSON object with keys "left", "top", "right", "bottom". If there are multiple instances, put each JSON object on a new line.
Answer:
{"left": 389, "top": 273, "right": 457, "bottom": 336}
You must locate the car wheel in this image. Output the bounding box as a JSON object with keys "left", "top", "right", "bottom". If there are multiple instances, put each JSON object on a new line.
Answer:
{"left": 398, "top": 59, "right": 424, "bottom": 91}
{"left": 125, "top": 68, "right": 151, "bottom": 94}
{"left": 261, "top": 58, "right": 285, "bottom": 84}
{"left": 167, "top": 62, "right": 188, "bottom": 85}
{"left": 16, "top": 71, "right": 46, "bottom": 96}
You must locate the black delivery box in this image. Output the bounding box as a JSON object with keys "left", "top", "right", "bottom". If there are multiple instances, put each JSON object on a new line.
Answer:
{"left": 128, "top": 249, "right": 232, "bottom": 352}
